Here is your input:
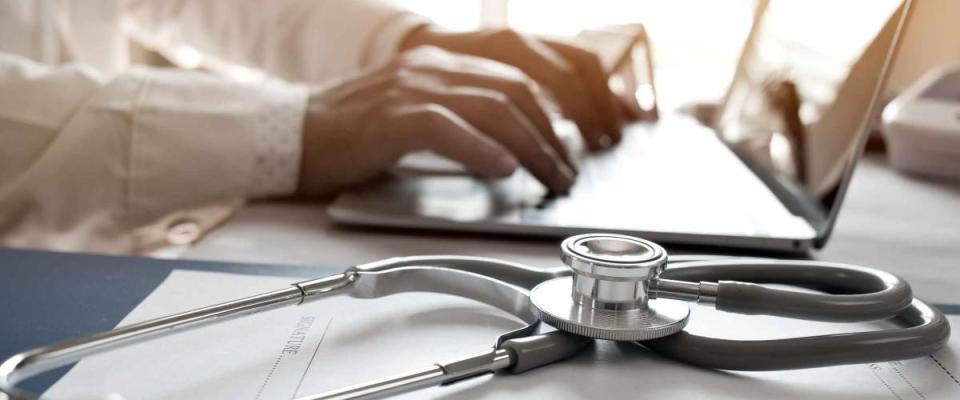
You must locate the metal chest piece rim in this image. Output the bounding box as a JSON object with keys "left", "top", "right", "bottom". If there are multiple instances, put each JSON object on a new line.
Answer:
{"left": 530, "top": 233, "right": 689, "bottom": 341}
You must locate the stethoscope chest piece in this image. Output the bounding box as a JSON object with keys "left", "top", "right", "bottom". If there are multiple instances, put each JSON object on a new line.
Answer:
{"left": 530, "top": 233, "right": 689, "bottom": 341}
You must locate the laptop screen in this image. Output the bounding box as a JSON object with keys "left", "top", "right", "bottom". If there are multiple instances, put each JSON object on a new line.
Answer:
{"left": 714, "top": 0, "right": 907, "bottom": 240}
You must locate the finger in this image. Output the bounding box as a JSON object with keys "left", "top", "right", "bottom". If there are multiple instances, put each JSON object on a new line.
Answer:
{"left": 321, "top": 47, "right": 460, "bottom": 107}
{"left": 401, "top": 83, "right": 575, "bottom": 194}
{"left": 437, "top": 87, "right": 576, "bottom": 194}
{"left": 608, "top": 57, "right": 646, "bottom": 121}
{"left": 461, "top": 30, "right": 607, "bottom": 151}
{"left": 543, "top": 39, "right": 625, "bottom": 144}
{"left": 312, "top": 59, "right": 410, "bottom": 105}
{"left": 411, "top": 61, "right": 576, "bottom": 170}
{"left": 390, "top": 103, "right": 520, "bottom": 179}
{"left": 546, "top": 68, "right": 608, "bottom": 151}
{"left": 617, "top": 90, "right": 644, "bottom": 121}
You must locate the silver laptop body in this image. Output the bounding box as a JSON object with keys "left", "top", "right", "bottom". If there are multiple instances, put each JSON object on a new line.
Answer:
{"left": 328, "top": 0, "right": 912, "bottom": 252}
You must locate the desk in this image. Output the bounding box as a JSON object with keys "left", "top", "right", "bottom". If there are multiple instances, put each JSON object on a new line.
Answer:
{"left": 185, "top": 153, "right": 960, "bottom": 304}
{"left": 2, "top": 153, "right": 957, "bottom": 396}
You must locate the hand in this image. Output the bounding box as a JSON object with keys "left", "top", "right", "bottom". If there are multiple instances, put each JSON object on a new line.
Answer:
{"left": 402, "top": 27, "right": 625, "bottom": 151}
{"left": 298, "top": 46, "right": 576, "bottom": 198}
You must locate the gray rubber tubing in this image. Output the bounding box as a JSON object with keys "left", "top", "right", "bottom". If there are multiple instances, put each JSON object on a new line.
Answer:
{"left": 641, "top": 259, "right": 950, "bottom": 370}
{"left": 500, "top": 331, "right": 592, "bottom": 373}
{"left": 663, "top": 260, "right": 913, "bottom": 321}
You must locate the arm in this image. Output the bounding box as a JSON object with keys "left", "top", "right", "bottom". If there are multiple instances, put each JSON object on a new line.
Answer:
{"left": 0, "top": 47, "right": 580, "bottom": 254}
{"left": 122, "top": 0, "right": 428, "bottom": 83}
{"left": 122, "top": 0, "right": 623, "bottom": 152}
{"left": 0, "top": 53, "right": 308, "bottom": 253}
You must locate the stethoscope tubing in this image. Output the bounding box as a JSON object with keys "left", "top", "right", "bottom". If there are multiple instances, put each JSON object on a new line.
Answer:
{"left": 0, "top": 255, "right": 950, "bottom": 399}
{"left": 641, "top": 259, "right": 949, "bottom": 370}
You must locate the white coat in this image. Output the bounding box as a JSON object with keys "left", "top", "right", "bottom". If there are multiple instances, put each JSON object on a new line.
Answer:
{"left": 0, "top": 0, "right": 425, "bottom": 253}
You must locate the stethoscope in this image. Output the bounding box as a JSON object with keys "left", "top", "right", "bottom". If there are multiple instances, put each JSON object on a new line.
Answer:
{"left": 0, "top": 233, "right": 950, "bottom": 400}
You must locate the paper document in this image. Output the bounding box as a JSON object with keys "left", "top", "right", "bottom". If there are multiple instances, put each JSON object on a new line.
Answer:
{"left": 46, "top": 269, "right": 960, "bottom": 399}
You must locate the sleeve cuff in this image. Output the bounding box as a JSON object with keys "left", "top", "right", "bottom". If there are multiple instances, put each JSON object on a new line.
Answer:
{"left": 248, "top": 80, "right": 310, "bottom": 199}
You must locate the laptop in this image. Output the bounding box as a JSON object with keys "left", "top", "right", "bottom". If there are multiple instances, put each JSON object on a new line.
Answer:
{"left": 328, "top": 0, "right": 912, "bottom": 252}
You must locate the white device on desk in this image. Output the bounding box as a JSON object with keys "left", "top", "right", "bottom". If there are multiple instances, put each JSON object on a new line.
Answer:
{"left": 328, "top": 0, "right": 908, "bottom": 252}
{"left": 883, "top": 64, "right": 960, "bottom": 181}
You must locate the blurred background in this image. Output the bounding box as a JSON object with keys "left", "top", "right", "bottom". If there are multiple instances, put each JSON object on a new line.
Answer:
{"left": 387, "top": 0, "right": 960, "bottom": 110}
{"left": 134, "top": 0, "right": 959, "bottom": 189}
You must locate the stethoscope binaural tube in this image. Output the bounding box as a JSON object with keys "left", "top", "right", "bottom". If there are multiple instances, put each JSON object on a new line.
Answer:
{"left": 0, "top": 256, "right": 570, "bottom": 400}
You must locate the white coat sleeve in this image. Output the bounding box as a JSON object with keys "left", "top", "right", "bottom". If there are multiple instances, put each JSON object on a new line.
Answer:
{"left": 122, "top": 0, "right": 430, "bottom": 83}
{"left": 0, "top": 53, "right": 308, "bottom": 254}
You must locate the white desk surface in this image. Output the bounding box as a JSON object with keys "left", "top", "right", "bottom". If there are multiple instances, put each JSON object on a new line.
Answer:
{"left": 184, "top": 154, "right": 960, "bottom": 304}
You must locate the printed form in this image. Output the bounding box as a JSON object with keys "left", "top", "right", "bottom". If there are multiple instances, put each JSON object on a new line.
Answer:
{"left": 45, "top": 270, "right": 960, "bottom": 399}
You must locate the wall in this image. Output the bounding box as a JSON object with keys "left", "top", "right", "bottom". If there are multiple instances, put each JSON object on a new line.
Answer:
{"left": 887, "top": 0, "right": 960, "bottom": 95}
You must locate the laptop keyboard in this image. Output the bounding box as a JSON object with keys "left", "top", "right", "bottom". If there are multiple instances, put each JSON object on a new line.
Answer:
{"left": 516, "top": 117, "right": 812, "bottom": 237}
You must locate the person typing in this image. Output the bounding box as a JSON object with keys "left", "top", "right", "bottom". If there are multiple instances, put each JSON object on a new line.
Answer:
{"left": 0, "top": 0, "right": 624, "bottom": 253}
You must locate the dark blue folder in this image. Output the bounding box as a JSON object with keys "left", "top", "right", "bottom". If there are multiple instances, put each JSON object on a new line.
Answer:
{"left": 0, "top": 249, "right": 337, "bottom": 393}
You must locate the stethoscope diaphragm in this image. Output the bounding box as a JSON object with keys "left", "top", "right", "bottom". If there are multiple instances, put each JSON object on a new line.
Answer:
{"left": 530, "top": 233, "right": 689, "bottom": 341}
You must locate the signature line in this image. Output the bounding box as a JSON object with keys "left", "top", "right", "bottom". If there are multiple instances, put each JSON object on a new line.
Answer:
{"left": 291, "top": 317, "right": 334, "bottom": 399}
